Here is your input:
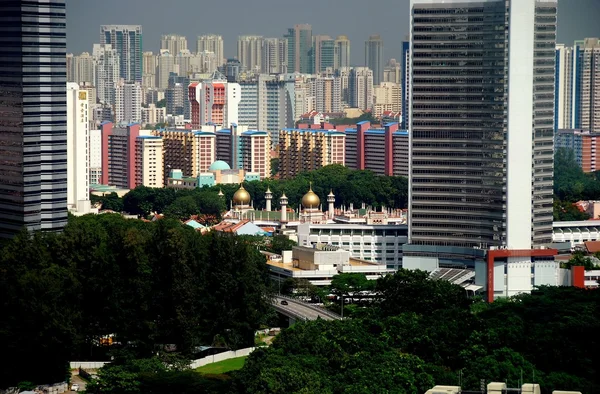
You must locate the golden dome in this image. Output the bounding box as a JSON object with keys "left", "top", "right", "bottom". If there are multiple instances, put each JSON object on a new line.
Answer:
{"left": 233, "top": 184, "right": 251, "bottom": 205}
{"left": 301, "top": 184, "right": 320, "bottom": 209}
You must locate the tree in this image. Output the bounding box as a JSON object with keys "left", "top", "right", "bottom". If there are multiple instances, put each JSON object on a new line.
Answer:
{"left": 164, "top": 196, "right": 198, "bottom": 220}
{"left": 563, "top": 250, "right": 598, "bottom": 270}
{"left": 330, "top": 273, "right": 374, "bottom": 303}
{"left": 268, "top": 235, "right": 296, "bottom": 254}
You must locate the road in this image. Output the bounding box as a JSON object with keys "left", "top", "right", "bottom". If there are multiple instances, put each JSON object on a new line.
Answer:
{"left": 67, "top": 373, "right": 87, "bottom": 393}
{"left": 273, "top": 296, "right": 341, "bottom": 321}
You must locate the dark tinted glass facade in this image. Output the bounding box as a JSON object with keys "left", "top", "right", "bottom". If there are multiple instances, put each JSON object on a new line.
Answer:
{"left": 0, "top": 0, "right": 68, "bottom": 237}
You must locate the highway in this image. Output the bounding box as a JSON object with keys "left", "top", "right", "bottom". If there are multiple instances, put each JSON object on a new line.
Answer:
{"left": 272, "top": 295, "right": 341, "bottom": 321}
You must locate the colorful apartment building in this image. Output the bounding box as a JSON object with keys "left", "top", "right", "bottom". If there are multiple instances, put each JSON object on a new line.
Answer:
{"left": 344, "top": 121, "right": 408, "bottom": 177}
{"left": 189, "top": 75, "right": 240, "bottom": 129}
{"left": 100, "top": 122, "right": 163, "bottom": 189}
{"left": 278, "top": 127, "right": 345, "bottom": 179}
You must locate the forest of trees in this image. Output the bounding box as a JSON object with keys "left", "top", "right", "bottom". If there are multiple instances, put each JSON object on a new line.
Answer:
{"left": 232, "top": 271, "right": 599, "bottom": 393}
{"left": 0, "top": 214, "right": 273, "bottom": 388}
{"left": 83, "top": 270, "right": 600, "bottom": 393}
{"left": 93, "top": 165, "right": 409, "bottom": 218}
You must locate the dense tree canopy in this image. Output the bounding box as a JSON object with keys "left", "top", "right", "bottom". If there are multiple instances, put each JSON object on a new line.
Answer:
{"left": 231, "top": 270, "right": 600, "bottom": 393}
{"left": 0, "top": 214, "right": 273, "bottom": 388}
{"left": 93, "top": 165, "right": 409, "bottom": 217}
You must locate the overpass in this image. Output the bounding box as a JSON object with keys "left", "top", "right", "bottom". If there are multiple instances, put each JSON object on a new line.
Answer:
{"left": 272, "top": 295, "right": 341, "bottom": 322}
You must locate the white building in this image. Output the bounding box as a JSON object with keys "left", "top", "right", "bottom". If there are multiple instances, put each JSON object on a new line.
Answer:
{"left": 267, "top": 245, "right": 393, "bottom": 286}
{"left": 240, "top": 130, "right": 270, "bottom": 179}
{"left": 238, "top": 35, "right": 263, "bottom": 72}
{"left": 373, "top": 82, "right": 401, "bottom": 118}
{"left": 66, "top": 83, "right": 92, "bottom": 214}
{"left": 89, "top": 128, "right": 102, "bottom": 185}
{"left": 115, "top": 81, "right": 142, "bottom": 123}
{"left": 142, "top": 51, "right": 157, "bottom": 89}
{"left": 141, "top": 103, "right": 166, "bottom": 126}
{"left": 262, "top": 38, "right": 288, "bottom": 74}
{"left": 349, "top": 67, "right": 373, "bottom": 110}
{"left": 196, "top": 34, "right": 224, "bottom": 66}
{"left": 189, "top": 76, "right": 240, "bottom": 128}
{"left": 136, "top": 136, "right": 164, "bottom": 188}
{"left": 156, "top": 49, "right": 176, "bottom": 89}
{"left": 161, "top": 34, "right": 187, "bottom": 55}
{"left": 297, "top": 222, "right": 408, "bottom": 270}
{"left": 93, "top": 44, "right": 119, "bottom": 105}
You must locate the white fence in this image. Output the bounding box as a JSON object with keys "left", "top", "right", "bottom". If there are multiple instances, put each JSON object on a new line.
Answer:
{"left": 70, "top": 347, "right": 257, "bottom": 371}
{"left": 190, "top": 347, "right": 256, "bottom": 369}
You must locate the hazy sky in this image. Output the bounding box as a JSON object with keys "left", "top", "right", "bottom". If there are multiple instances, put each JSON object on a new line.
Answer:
{"left": 66, "top": 0, "right": 600, "bottom": 64}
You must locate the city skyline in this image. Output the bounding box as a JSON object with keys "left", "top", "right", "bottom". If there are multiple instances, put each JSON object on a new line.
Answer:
{"left": 65, "top": 0, "right": 600, "bottom": 65}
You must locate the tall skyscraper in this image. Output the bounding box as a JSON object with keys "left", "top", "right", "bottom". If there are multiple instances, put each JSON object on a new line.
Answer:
{"left": 365, "top": 35, "right": 384, "bottom": 85}
{"left": 142, "top": 51, "right": 157, "bottom": 89}
{"left": 262, "top": 38, "right": 288, "bottom": 74}
{"left": 284, "top": 24, "right": 312, "bottom": 74}
{"left": 196, "top": 34, "right": 224, "bottom": 66}
{"left": 66, "top": 83, "right": 91, "bottom": 214}
{"left": 406, "top": 0, "right": 556, "bottom": 265}
{"left": 335, "top": 35, "right": 351, "bottom": 70}
{"left": 0, "top": 0, "right": 68, "bottom": 237}
{"left": 237, "top": 36, "right": 264, "bottom": 72}
{"left": 313, "top": 35, "right": 336, "bottom": 73}
{"left": 100, "top": 25, "right": 143, "bottom": 83}
{"left": 161, "top": 34, "right": 188, "bottom": 55}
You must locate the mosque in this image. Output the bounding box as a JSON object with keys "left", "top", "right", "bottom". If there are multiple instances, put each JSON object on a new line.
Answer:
{"left": 217, "top": 182, "right": 409, "bottom": 270}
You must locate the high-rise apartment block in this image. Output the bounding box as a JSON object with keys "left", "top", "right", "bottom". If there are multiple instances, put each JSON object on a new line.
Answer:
{"left": 68, "top": 52, "right": 95, "bottom": 84}
{"left": 66, "top": 83, "right": 91, "bottom": 214}
{"left": 89, "top": 129, "right": 102, "bottom": 185}
{"left": 335, "top": 35, "right": 351, "bottom": 70}
{"left": 365, "top": 35, "right": 384, "bottom": 85}
{"left": 349, "top": 67, "right": 373, "bottom": 110}
{"left": 406, "top": 0, "right": 557, "bottom": 274}
{"left": 238, "top": 36, "right": 263, "bottom": 72}
{"left": 555, "top": 38, "right": 600, "bottom": 132}
{"left": 115, "top": 81, "right": 142, "bottom": 124}
{"left": 196, "top": 35, "right": 224, "bottom": 66}
{"left": 313, "top": 76, "right": 342, "bottom": 113}
{"left": 100, "top": 122, "right": 163, "bottom": 189}
{"left": 373, "top": 82, "right": 401, "bottom": 119}
{"left": 285, "top": 24, "right": 313, "bottom": 74}
{"left": 344, "top": 122, "right": 408, "bottom": 177}
{"left": 93, "top": 44, "right": 119, "bottom": 106}
{"left": 240, "top": 131, "right": 271, "bottom": 179}
{"left": 189, "top": 77, "right": 241, "bottom": 128}
{"left": 383, "top": 59, "right": 401, "bottom": 84}
{"left": 156, "top": 49, "right": 176, "bottom": 89}
{"left": 167, "top": 73, "right": 190, "bottom": 119}
{"left": 262, "top": 38, "right": 288, "bottom": 74}
{"left": 278, "top": 128, "right": 345, "bottom": 179}
{"left": 152, "top": 129, "right": 216, "bottom": 179}
{"left": 142, "top": 51, "right": 157, "bottom": 89}
{"left": 100, "top": 25, "right": 143, "bottom": 83}
{"left": 0, "top": 0, "right": 68, "bottom": 237}
{"left": 161, "top": 34, "right": 188, "bottom": 55}
{"left": 141, "top": 104, "right": 166, "bottom": 126}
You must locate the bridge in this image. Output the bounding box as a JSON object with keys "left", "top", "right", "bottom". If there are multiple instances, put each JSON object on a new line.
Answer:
{"left": 272, "top": 295, "right": 341, "bottom": 323}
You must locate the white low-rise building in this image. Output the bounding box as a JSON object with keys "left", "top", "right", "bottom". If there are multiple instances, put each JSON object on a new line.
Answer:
{"left": 553, "top": 220, "right": 600, "bottom": 246}
{"left": 267, "top": 244, "right": 394, "bottom": 286}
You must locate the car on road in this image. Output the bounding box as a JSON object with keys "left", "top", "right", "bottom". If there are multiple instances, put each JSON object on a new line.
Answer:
{"left": 71, "top": 383, "right": 79, "bottom": 391}
{"left": 280, "top": 300, "right": 288, "bottom": 305}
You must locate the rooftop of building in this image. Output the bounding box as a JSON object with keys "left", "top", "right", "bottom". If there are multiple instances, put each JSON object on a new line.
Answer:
{"left": 281, "top": 128, "right": 345, "bottom": 136}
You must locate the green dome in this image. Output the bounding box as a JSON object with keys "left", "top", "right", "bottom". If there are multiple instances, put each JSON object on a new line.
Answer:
{"left": 209, "top": 160, "right": 231, "bottom": 171}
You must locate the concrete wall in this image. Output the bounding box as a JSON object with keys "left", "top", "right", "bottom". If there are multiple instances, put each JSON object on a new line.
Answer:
{"left": 189, "top": 347, "right": 256, "bottom": 369}
{"left": 70, "top": 347, "right": 257, "bottom": 371}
